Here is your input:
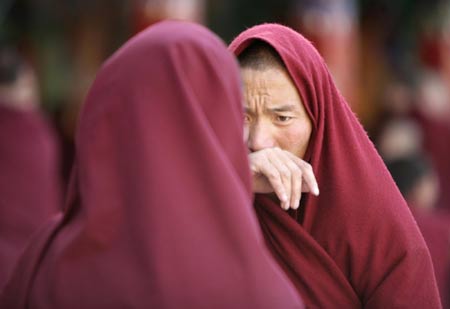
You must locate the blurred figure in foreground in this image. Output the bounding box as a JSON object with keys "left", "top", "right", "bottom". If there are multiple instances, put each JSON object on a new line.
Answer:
{"left": 0, "top": 21, "right": 304, "bottom": 308}
{"left": 0, "top": 46, "right": 61, "bottom": 290}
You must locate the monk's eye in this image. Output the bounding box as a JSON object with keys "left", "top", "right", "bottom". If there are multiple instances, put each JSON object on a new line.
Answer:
{"left": 276, "top": 115, "right": 292, "bottom": 122}
{"left": 244, "top": 114, "right": 251, "bottom": 123}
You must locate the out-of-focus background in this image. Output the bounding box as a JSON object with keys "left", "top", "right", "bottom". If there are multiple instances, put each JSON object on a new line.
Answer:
{"left": 2, "top": 0, "right": 450, "bottom": 208}
{"left": 4, "top": 0, "right": 450, "bottom": 209}
{"left": 1, "top": 0, "right": 450, "bottom": 305}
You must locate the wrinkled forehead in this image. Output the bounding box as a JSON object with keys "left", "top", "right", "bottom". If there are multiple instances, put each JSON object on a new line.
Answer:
{"left": 235, "top": 36, "right": 316, "bottom": 125}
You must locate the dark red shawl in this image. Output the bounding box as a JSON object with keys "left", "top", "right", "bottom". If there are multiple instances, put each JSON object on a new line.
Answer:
{"left": 230, "top": 24, "right": 441, "bottom": 308}
{"left": 0, "top": 105, "right": 61, "bottom": 290}
{"left": 0, "top": 21, "right": 304, "bottom": 308}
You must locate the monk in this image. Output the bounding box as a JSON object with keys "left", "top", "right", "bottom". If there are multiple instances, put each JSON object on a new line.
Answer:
{"left": 0, "top": 47, "right": 61, "bottom": 290}
{"left": 0, "top": 21, "right": 303, "bottom": 308}
{"left": 230, "top": 24, "right": 441, "bottom": 308}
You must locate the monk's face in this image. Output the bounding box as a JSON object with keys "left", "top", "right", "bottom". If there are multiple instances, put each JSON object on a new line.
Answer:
{"left": 241, "top": 66, "right": 312, "bottom": 159}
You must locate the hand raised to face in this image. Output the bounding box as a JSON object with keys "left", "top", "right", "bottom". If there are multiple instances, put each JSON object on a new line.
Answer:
{"left": 249, "top": 147, "right": 319, "bottom": 210}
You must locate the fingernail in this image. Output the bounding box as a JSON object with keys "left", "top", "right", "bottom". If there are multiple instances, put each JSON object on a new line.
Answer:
{"left": 314, "top": 187, "right": 320, "bottom": 196}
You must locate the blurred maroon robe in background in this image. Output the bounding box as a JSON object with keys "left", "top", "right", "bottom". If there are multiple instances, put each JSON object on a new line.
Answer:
{"left": 0, "top": 105, "right": 61, "bottom": 290}
{"left": 413, "top": 209, "right": 450, "bottom": 308}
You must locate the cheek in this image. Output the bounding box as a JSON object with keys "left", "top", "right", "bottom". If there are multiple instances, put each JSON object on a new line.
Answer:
{"left": 281, "top": 122, "right": 312, "bottom": 157}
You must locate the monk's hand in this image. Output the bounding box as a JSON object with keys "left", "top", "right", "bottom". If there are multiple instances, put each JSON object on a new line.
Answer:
{"left": 249, "top": 147, "right": 319, "bottom": 210}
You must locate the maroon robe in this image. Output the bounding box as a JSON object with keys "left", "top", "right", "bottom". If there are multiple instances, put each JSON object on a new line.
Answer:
{"left": 230, "top": 23, "right": 441, "bottom": 308}
{"left": 0, "top": 21, "right": 304, "bottom": 308}
{"left": 0, "top": 105, "right": 61, "bottom": 290}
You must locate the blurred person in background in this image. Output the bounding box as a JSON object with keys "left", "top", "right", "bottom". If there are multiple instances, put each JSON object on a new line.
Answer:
{"left": 411, "top": 70, "right": 450, "bottom": 214}
{"left": 0, "top": 21, "right": 305, "bottom": 308}
{"left": 230, "top": 23, "right": 441, "bottom": 308}
{"left": 370, "top": 74, "right": 416, "bottom": 142}
{"left": 0, "top": 46, "right": 61, "bottom": 291}
{"left": 372, "top": 68, "right": 450, "bottom": 216}
{"left": 387, "top": 153, "right": 450, "bottom": 308}
{"left": 376, "top": 118, "right": 423, "bottom": 162}
{"left": 376, "top": 89, "right": 450, "bottom": 307}
{"left": 418, "top": 1, "right": 450, "bottom": 97}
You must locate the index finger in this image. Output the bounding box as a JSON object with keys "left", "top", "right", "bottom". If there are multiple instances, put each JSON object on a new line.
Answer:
{"left": 285, "top": 151, "right": 319, "bottom": 196}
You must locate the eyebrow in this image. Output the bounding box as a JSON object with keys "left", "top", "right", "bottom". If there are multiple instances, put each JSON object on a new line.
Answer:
{"left": 268, "top": 104, "right": 298, "bottom": 112}
{"left": 244, "top": 104, "right": 299, "bottom": 114}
